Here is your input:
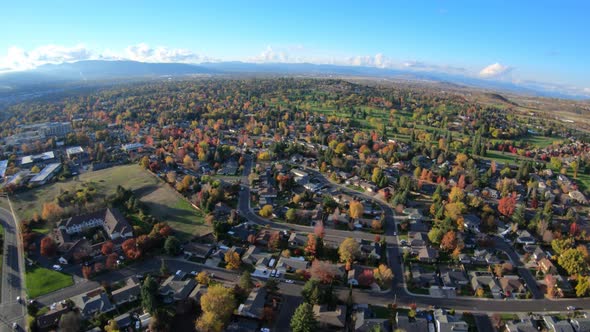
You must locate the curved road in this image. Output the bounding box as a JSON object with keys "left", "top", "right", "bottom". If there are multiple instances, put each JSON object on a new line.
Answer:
{"left": 0, "top": 199, "right": 26, "bottom": 331}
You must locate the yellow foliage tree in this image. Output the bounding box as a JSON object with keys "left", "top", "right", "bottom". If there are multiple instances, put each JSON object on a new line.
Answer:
{"left": 259, "top": 205, "right": 273, "bottom": 218}
{"left": 224, "top": 250, "right": 241, "bottom": 270}
{"left": 338, "top": 237, "right": 360, "bottom": 265}
{"left": 349, "top": 200, "right": 364, "bottom": 219}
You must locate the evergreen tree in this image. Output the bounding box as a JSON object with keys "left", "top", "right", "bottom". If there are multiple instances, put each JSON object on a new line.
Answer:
{"left": 291, "top": 303, "right": 319, "bottom": 332}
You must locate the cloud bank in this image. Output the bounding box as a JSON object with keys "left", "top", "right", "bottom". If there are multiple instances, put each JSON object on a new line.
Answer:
{"left": 479, "top": 62, "right": 511, "bottom": 78}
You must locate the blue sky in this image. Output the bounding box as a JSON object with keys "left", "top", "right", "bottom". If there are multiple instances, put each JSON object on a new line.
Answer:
{"left": 1, "top": 0, "right": 589, "bottom": 94}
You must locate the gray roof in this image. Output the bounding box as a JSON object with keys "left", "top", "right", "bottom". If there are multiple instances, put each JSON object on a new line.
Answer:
{"left": 111, "top": 277, "right": 141, "bottom": 304}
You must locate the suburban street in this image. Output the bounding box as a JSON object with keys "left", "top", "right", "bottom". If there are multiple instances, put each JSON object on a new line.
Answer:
{"left": 0, "top": 202, "right": 26, "bottom": 331}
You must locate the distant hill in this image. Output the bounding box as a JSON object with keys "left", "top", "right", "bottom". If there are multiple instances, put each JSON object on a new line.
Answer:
{"left": 0, "top": 60, "right": 587, "bottom": 100}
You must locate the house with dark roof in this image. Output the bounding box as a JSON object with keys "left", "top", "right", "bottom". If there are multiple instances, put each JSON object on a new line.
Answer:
{"left": 72, "top": 290, "right": 116, "bottom": 318}
{"left": 111, "top": 277, "right": 141, "bottom": 306}
{"left": 236, "top": 287, "right": 267, "bottom": 319}
{"left": 418, "top": 247, "right": 439, "bottom": 263}
{"left": 37, "top": 305, "right": 70, "bottom": 332}
{"left": 159, "top": 272, "right": 197, "bottom": 302}
{"left": 314, "top": 305, "right": 347, "bottom": 329}
{"left": 183, "top": 242, "right": 215, "bottom": 260}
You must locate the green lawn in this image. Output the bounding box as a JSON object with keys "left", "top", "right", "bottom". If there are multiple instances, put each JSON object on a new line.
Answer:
{"left": 26, "top": 266, "right": 73, "bottom": 298}
{"left": 10, "top": 164, "right": 209, "bottom": 241}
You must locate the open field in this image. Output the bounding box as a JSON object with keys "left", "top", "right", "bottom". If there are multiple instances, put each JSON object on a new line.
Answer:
{"left": 10, "top": 164, "right": 208, "bottom": 241}
{"left": 26, "top": 265, "right": 73, "bottom": 298}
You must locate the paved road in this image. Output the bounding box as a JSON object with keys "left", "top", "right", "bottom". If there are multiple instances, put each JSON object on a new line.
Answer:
{"left": 0, "top": 201, "right": 26, "bottom": 331}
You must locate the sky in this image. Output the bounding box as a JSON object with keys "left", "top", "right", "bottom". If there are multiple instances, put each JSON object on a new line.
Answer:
{"left": 1, "top": 0, "right": 589, "bottom": 95}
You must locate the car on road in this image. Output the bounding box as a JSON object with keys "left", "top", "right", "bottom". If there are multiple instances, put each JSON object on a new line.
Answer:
{"left": 190, "top": 271, "right": 198, "bottom": 276}
{"left": 16, "top": 296, "right": 21, "bottom": 303}
{"left": 393, "top": 232, "right": 397, "bottom": 236}
{"left": 52, "top": 265, "right": 63, "bottom": 271}
{"left": 567, "top": 306, "right": 577, "bottom": 311}
{"left": 283, "top": 279, "right": 294, "bottom": 284}
{"left": 12, "top": 322, "right": 18, "bottom": 330}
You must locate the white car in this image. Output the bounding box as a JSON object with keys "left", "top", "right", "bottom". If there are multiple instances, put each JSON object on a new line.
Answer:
{"left": 52, "top": 265, "right": 62, "bottom": 271}
{"left": 284, "top": 279, "right": 294, "bottom": 284}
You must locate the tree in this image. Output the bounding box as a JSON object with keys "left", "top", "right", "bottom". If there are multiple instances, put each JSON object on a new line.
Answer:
{"left": 290, "top": 303, "right": 319, "bottom": 332}
{"left": 40, "top": 236, "right": 57, "bottom": 257}
{"left": 551, "top": 238, "right": 574, "bottom": 255}
{"left": 268, "top": 231, "right": 280, "bottom": 250}
{"left": 576, "top": 276, "right": 590, "bottom": 297}
{"left": 338, "top": 237, "right": 360, "bottom": 265}
{"left": 105, "top": 253, "right": 118, "bottom": 270}
{"left": 122, "top": 238, "right": 141, "bottom": 260}
{"left": 349, "top": 200, "right": 364, "bottom": 219}
{"left": 314, "top": 221, "right": 325, "bottom": 239}
{"left": 259, "top": 204, "right": 273, "bottom": 218}
{"left": 571, "top": 160, "right": 579, "bottom": 179}
{"left": 286, "top": 208, "right": 297, "bottom": 222}
{"left": 82, "top": 265, "right": 92, "bottom": 279}
{"left": 448, "top": 187, "right": 465, "bottom": 203}
{"left": 427, "top": 228, "right": 444, "bottom": 245}
{"left": 358, "top": 269, "right": 375, "bottom": 287}
{"left": 558, "top": 248, "right": 588, "bottom": 276}
{"left": 141, "top": 275, "right": 159, "bottom": 314}
{"left": 239, "top": 271, "right": 252, "bottom": 291}
{"left": 41, "top": 202, "right": 64, "bottom": 222}
{"left": 302, "top": 279, "right": 321, "bottom": 304}
{"left": 310, "top": 260, "right": 339, "bottom": 283}
{"left": 224, "top": 250, "right": 241, "bottom": 270}
{"left": 475, "top": 287, "right": 485, "bottom": 297}
{"left": 197, "top": 284, "right": 235, "bottom": 331}
{"left": 101, "top": 241, "right": 114, "bottom": 256}
{"left": 104, "top": 320, "right": 120, "bottom": 332}
{"left": 196, "top": 271, "right": 210, "bottom": 285}
{"left": 498, "top": 194, "right": 517, "bottom": 217}
{"left": 440, "top": 231, "right": 458, "bottom": 251}
{"left": 140, "top": 156, "right": 150, "bottom": 169}
{"left": 160, "top": 259, "right": 169, "bottom": 275}
{"left": 31, "top": 165, "right": 41, "bottom": 174}
{"left": 164, "top": 236, "right": 181, "bottom": 255}
{"left": 373, "top": 264, "right": 394, "bottom": 285}
{"left": 545, "top": 274, "right": 557, "bottom": 298}
{"left": 58, "top": 311, "right": 81, "bottom": 332}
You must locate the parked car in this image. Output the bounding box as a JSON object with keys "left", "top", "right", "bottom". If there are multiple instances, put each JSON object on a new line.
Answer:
{"left": 283, "top": 279, "right": 294, "bottom": 284}
{"left": 52, "top": 265, "right": 63, "bottom": 271}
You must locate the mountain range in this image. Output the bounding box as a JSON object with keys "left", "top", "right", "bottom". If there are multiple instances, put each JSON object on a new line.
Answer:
{"left": 0, "top": 60, "right": 587, "bottom": 100}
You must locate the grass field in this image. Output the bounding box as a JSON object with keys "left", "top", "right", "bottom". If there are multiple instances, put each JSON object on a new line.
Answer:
{"left": 26, "top": 266, "right": 73, "bottom": 298}
{"left": 10, "top": 164, "right": 208, "bottom": 241}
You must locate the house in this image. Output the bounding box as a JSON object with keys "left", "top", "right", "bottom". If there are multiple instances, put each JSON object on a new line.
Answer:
{"left": 505, "top": 319, "right": 538, "bottom": 332}
{"left": 433, "top": 309, "right": 469, "bottom": 332}
{"left": 409, "top": 232, "right": 427, "bottom": 249}
{"left": 313, "top": 305, "right": 347, "bottom": 329}
{"left": 66, "top": 146, "right": 84, "bottom": 159}
{"left": 241, "top": 245, "right": 271, "bottom": 266}
{"left": 441, "top": 270, "right": 469, "bottom": 289}
{"left": 516, "top": 230, "right": 536, "bottom": 245}
{"left": 499, "top": 276, "right": 526, "bottom": 297}
{"left": 112, "top": 313, "right": 137, "bottom": 330}
{"left": 276, "top": 256, "right": 309, "bottom": 274}
{"left": 411, "top": 265, "right": 437, "bottom": 288}
{"left": 37, "top": 304, "right": 70, "bottom": 332}
{"left": 538, "top": 258, "right": 558, "bottom": 275}
{"left": 470, "top": 272, "right": 502, "bottom": 298}
{"left": 159, "top": 272, "right": 197, "bottom": 302}
{"left": 56, "top": 208, "right": 133, "bottom": 240}
{"left": 543, "top": 316, "right": 574, "bottom": 332}
{"left": 570, "top": 318, "right": 590, "bottom": 332}
{"left": 29, "top": 163, "right": 62, "bottom": 186}
{"left": 111, "top": 277, "right": 141, "bottom": 306}
{"left": 396, "top": 313, "right": 429, "bottom": 332}
{"left": 188, "top": 284, "right": 208, "bottom": 304}
{"left": 72, "top": 289, "right": 116, "bottom": 318}
{"left": 463, "top": 214, "right": 481, "bottom": 232}
{"left": 183, "top": 242, "right": 215, "bottom": 260}
{"left": 418, "top": 247, "right": 439, "bottom": 263}
{"left": 236, "top": 287, "right": 267, "bottom": 319}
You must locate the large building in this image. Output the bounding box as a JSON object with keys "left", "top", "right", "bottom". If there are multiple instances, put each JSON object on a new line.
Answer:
{"left": 5, "top": 122, "right": 72, "bottom": 146}
{"left": 29, "top": 163, "right": 62, "bottom": 186}
{"left": 56, "top": 208, "right": 133, "bottom": 240}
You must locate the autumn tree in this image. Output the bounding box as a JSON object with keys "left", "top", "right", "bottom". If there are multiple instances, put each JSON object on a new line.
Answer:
{"left": 82, "top": 265, "right": 92, "bottom": 279}
{"left": 40, "top": 236, "right": 57, "bottom": 257}
{"left": 101, "top": 241, "right": 114, "bottom": 256}
{"left": 259, "top": 204, "right": 273, "bottom": 218}
{"left": 448, "top": 187, "right": 465, "bottom": 203}
{"left": 498, "top": 193, "right": 517, "bottom": 217}
{"left": 196, "top": 284, "right": 235, "bottom": 332}
{"left": 338, "top": 237, "right": 360, "bottom": 266}
{"left": 225, "top": 250, "right": 241, "bottom": 270}
{"left": 373, "top": 264, "right": 394, "bottom": 286}
{"left": 358, "top": 269, "right": 375, "bottom": 287}
{"left": 196, "top": 271, "right": 210, "bottom": 285}
{"left": 122, "top": 238, "right": 141, "bottom": 260}
{"left": 106, "top": 253, "right": 118, "bottom": 270}
{"left": 558, "top": 248, "right": 588, "bottom": 276}
{"left": 576, "top": 276, "right": 590, "bottom": 297}
{"left": 440, "top": 231, "right": 458, "bottom": 252}
{"left": 41, "top": 202, "right": 64, "bottom": 222}
{"left": 551, "top": 238, "right": 574, "bottom": 255}
{"left": 140, "top": 156, "right": 150, "bottom": 169}
{"left": 310, "top": 260, "right": 339, "bottom": 283}
{"left": 349, "top": 200, "right": 364, "bottom": 219}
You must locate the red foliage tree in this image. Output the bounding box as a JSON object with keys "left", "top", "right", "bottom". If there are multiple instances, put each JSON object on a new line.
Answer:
{"left": 440, "top": 231, "right": 458, "bottom": 252}
{"left": 457, "top": 174, "right": 466, "bottom": 189}
{"left": 310, "top": 260, "right": 338, "bottom": 283}
{"left": 122, "top": 239, "right": 141, "bottom": 260}
{"left": 101, "top": 241, "right": 114, "bottom": 256}
{"left": 357, "top": 269, "right": 375, "bottom": 287}
{"left": 570, "top": 222, "right": 580, "bottom": 236}
{"left": 498, "top": 193, "right": 517, "bottom": 217}
{"left": 40, "top": 236, "right": 57, "bottom": 257}
{"left": 82, "top": 265, "right": 92, "bottom": 279}
{"left": 304, "top": 234, "right": 317, "bottom": 257}
{"left": 105, "top": 253, "right": 118, "bottom": 270}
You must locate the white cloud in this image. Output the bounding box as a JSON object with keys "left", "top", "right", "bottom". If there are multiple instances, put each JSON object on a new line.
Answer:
{"left": 479, "top": 62, "right": 511, "bottom": 78}
{"left": 125, "top": 43, "right": 213, "bottom": 63}
{"left": 0, "top": 44, "right": 94, "bottom": 72}
{"left": 249, "top": 46, "right": 291, "bottom": 63}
